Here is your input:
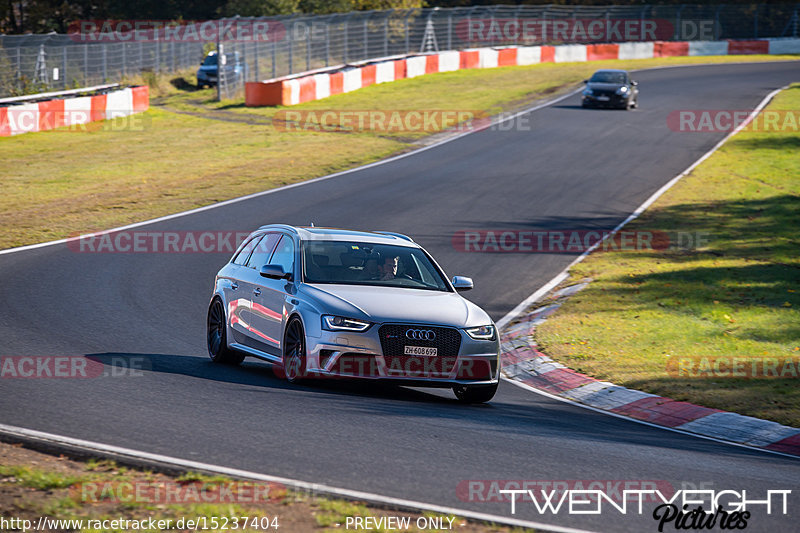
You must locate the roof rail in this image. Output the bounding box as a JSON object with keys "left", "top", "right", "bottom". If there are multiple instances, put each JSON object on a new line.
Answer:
{"left": 257, "top": 224, "right": 299, "bottom": 234}
{"left": 373, "top": 231, "right": 414, "bottom": 242}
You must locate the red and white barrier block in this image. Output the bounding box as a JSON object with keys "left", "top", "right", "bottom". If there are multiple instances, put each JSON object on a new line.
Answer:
{"left": 0, "top": 85, "right": 149, "bottom": 136}
{"left": 246, "top": 38, "right": 800, "bottom": 107}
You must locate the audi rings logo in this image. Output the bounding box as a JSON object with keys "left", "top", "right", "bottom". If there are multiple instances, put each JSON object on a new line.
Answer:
{"left": 406, "top": 329, "right": 436, "bottom": 341}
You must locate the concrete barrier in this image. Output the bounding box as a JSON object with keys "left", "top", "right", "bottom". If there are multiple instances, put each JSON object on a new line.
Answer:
{"left": 244, "top": 39, "right": 798, "bottom": 107}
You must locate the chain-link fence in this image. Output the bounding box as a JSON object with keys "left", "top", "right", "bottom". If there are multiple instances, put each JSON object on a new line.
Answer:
{"left": 2, "top": 3, "right": 799, "bottom": 100}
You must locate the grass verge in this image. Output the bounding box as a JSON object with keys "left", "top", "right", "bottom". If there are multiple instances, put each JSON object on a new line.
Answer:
{"left": 535, "top": 84, "right": 800, "bottom": 427}
{"left": 0, "top": 54, "right": 797, "bottom": 250}
{"left": 0, "top": 441, "right": 519, "bottom": 532}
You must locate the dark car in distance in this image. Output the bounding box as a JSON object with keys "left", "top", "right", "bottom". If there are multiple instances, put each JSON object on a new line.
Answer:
{"left": 582, "top": 69, "right": 639, "bottom": 110}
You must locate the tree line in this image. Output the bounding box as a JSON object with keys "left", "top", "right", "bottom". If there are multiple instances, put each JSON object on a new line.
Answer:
{"left": 1, "top": 0, "right": 782, "bottom": 35}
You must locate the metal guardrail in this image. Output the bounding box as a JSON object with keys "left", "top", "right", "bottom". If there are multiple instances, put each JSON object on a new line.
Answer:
{"left": 0, "top": 83, "right": 120, "bottom": 104}
{"left": 1, "top": 3, "right": 798, "bottom": 100}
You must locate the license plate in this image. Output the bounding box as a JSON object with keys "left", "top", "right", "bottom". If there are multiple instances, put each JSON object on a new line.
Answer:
{"left": 596, "top": 96, "right": 610, "bottom": 101}
{"left": 404, "top": 346, "right": 437, "bottom": 356}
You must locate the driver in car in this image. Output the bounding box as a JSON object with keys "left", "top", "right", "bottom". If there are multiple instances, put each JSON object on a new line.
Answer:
{"left": 380, "top": 255, "right": 399, "bottom": 280}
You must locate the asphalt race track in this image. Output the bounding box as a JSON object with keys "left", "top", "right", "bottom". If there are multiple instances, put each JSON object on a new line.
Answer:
{"left": 1, "top": 62, "right": 799, "bottom": 532}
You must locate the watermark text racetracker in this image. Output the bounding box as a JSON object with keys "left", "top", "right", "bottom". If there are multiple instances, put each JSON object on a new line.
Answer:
{"left": 73, "top": 480, "right": 285, "bottom": 504}
{"left": 3, "top": 110, "right": 150, "bottom": 134}
{"left": 68, "top": 230, "right": 252, "bottom": 254}
{"left": 668, "top": 109, "right": 800, "bottom": 133}
{"left": 667, "top": 356, "right": 800, "bottom": 379}
{"left": 274, "top": 109, "right": 533, "bottom": 134}
{"left": 0, "top": 355, "right": 149, "bottom": 378}
{"left": 453, "top": 229, "right": 711, "bottom": 253}
{"left": 68, "top": 19, "right": 286, "bottom": 43}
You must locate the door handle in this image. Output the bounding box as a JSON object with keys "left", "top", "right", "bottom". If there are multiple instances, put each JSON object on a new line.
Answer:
{"left": 231, "top": 282, "right": 238, "bottom": 290}
{"left": 253, "top": 288, "right": 261, "bottom": 297}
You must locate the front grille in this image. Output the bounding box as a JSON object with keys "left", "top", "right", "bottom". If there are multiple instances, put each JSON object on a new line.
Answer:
{"left": 593, "top": 89, "right": 616, "bottom": 97}
{"left": 379, "top": 324, "right": 462, "bottom": 377}
{"left": 378, "top": 324, "right": 462, "bottom": 357}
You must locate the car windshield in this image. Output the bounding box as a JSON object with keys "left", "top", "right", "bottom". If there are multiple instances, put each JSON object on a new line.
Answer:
{"left": 302, "top": 241, "right": 450, "bottom": 292}
{"left": 590, "top": 71, "right": 626, "bottom": 84}
{"left": 202, "top": 54, "right": 217, "bottom": 66}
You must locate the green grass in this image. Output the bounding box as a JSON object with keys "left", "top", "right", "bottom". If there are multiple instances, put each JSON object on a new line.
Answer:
{"left": 0, "top": 465, "right": 84, "bottom": 490}
{"left": 536, "top": 84, "right": 800, "bottom": 427}
{"left": 0, "top": 54, "right": 797, "bottom": 250}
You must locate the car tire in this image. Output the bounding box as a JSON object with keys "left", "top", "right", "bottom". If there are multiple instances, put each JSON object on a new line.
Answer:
{"left": 282, "top": 317, "right": 307, "bottom": 383}
{"left": 453, "top": 382, "right": 498, "bottom": 404}
{"left": 207, "top": 298, "right": 245, "bottom": 365}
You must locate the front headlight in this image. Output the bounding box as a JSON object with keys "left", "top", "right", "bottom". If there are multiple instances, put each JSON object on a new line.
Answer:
{"left": 466, "top": 325, "right": 496, "bottom": 341}
{"left": 582, "top": 88, "right": 593, "bottom": 96}
{"left": 322, "top": 315, "right": 371, "bottom": 332}
{"left": 616, "top": 86, "right": 629, "bottom": 95}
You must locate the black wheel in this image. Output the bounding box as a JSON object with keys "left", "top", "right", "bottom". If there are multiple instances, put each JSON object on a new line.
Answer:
{"left": 453, "top": 382, "right": 498, "bottom": 404}
{"left": 207, "top": 299, "right": 244, "bottom": 365}
{"left": 282, "top": 318, "right": 307, "bottom": 383}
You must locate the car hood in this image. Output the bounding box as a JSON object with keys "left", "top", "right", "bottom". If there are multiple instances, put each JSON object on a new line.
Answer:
{"left": 587, "top": 82, "right": 624, "bottom": 91}
{"left": 300, "top": 283, "right": 491, "bottom": 327}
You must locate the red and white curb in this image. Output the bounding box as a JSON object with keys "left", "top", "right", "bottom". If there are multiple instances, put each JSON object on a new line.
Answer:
{"left": 500, "top": 282, "right": 800, "bottom": 457}
{"left": 245, "top": 38, "right": 800, "bottom": 106}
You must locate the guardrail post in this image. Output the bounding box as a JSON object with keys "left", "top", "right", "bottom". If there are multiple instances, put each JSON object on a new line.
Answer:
{"left": 216, "top": 25, "right": 221, "bottom": 101}
{"left": 254, "top": 38, "right": 259, "bottom": 81}
{"left": 404, "top": 11, "right": 412, "bottom": 54}
{"left": 344, "top": 18, "right": 348, "bottom": 62}
{"left": 306, "top": 24, "right": 311, "bottom": 71}
{"left": 447, "top": 12, "right": 453, "bottom": 49}
{"left": 754, "top": 5, "right": 759, "bottom": 38}
{"left": 363, "top": 13, "right": 368, "bottom": 59}
{"left": 62, "top": 47, "right": 67, "bottom": 89}
{"left": 272, "top": 38, "right": 276, "bottom": 78}
{"left": 795, "top": 6, "right": 799, "bottom": 37}
{"left": 384, "top": 12, "right": 390, "bottom": 56}
{"left": 288, "top": 23, "right": 294, "bottom": 73}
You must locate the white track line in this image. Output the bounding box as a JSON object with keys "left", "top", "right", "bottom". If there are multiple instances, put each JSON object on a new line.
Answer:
{"left": 0, "top": 423, "right": 595, "bottom": 533}
{"left": 496, "top": 83, "right": 788, "bottom": 330}
{"left": 0, "top": 89, "right": 582, "bottom": 257}
{"left": 1, "top": 61, "right": 796, "bottom": 259}
{"left": 496, "top": 85, "right": 800, "bottom": 461}
{"left": 0, "top": 63, "right": 795, "bottom": 530}
{"left": 502, "top": 378, "right": 800, "bottom": 461}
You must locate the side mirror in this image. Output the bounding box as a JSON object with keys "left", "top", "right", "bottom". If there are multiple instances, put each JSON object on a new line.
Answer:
{"left": 452, "top": 276, "right": 473, "bottom": 292}
{"left": 260, "top": 264, "right": 292, "bottom": 281}
{"left": 631, "top": 80, "right": 638, "bottom": 86}
{"left": 582, "top": 79, "right": 588, "bottom": 84}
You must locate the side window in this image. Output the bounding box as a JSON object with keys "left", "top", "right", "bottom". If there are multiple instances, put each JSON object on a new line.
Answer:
{"left": 232, "top": 235, "right": 260, "bottom": 266}
{"left": 269, "top": 235, "right": 295, "bottom": 274}
{"left": 246, "top": 233, "right": 280, "bottom": 270}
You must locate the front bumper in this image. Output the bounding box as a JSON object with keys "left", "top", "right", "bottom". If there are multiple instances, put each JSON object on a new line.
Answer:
{"left": 305, "top": 323, "right": 500, "bottom": 385}
{"left": 582, "top": 93, "right": 629, "bottom": 107}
